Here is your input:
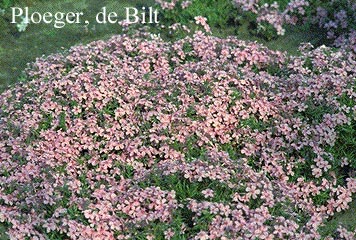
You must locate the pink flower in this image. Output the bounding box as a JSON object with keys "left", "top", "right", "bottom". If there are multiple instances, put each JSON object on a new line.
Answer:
{"left": 194, "top": 16, "right": 211, "bottom": 33}
{"left": 201, "top": 189, "right": 214, "bottom": 198}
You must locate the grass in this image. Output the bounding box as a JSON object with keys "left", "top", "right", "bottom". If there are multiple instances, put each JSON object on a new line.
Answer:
{"left": 320, "top": 200, "right": 356, "bottom": 237}
{"left": 233, "top": 22, "right": 326, "bottom": 55}
{"left": 0, "top": 0, "right": 154, "bottom": 92}
{"left": 0, "top": 224, "right": 9, "bottom": 240}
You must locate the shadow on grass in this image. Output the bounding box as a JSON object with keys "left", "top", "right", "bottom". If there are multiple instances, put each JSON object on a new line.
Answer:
{"left": 0, "top": 0, "right": 154, "bottom": 92}
{"left": 320, "top": 200, "right": 356, "bottom": 238}
{"left": 0, "top": 223, "right": 9, "bottom": 240}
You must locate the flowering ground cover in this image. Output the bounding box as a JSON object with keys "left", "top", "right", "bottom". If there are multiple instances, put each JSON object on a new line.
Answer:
{"left": 232, "top": 0, "right": 356, "bottom": 47}
{"left": 0, "top": 30, "right": 356, "bottom": 239}
{"left": 155, "top": 0, "right": 355, "bottom": 52}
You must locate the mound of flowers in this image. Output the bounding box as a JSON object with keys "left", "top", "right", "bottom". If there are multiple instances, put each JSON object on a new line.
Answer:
{"left": 0, "top": 32, "right": 356, "bottom": 239}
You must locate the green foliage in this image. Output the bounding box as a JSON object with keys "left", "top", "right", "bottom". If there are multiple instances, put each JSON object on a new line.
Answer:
{"left": 319, "top": 201, "right": 356, "bottom": 238}
{"left": 239, "top": 116, "right": 269, "bottom": 131}
{"left": 136, "top": 172, "right": 236, "bottom": 237}
{"left": 158, "top": 0, "right": 237, "bottom": 28}
{"left": 252, "top": 21, "right": 279, "bottom": 41}
{"left": 312, "top": 190, "right": 331, "bottom": 206}
{"left": 0, "top": 0, "right": 14, "bottom": 9}
{"left": 56, "top": 112, "right": 67, "bottom": 131}
{"left": 0, "top": 222, "right": 10, "bottom": 240}
{"left": 39, "top": 113, "right": 53, "bottom": 131}
{"left": 328, "top": 121, "right": 356, "bottom": 169}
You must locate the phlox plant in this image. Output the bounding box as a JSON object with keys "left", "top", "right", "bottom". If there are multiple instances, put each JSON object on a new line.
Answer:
{"left": 0, "top": 30, "right": 355, "bottom": 239}
{"left": 235, "top": 0, "right": 356, "bottom": 50}
{"left": 157, "top": 0, "right": 237, "bottom": 28}
{"left": 154, "top": 0, "right": 356, "bottom": 50}
{"left": 309, "top": 0, "right": 356, "bottom": 51}
{"left": 153, "top": 0, "right": 238, "bottom": 39}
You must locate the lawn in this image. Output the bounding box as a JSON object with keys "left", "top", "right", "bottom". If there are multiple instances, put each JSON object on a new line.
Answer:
{"left": 0, "top": 0, "right": 154, "bottom": 92}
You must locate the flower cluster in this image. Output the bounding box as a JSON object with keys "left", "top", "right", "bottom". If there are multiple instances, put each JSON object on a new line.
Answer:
{"left": 194, "top": 16, "right": 211, "bottom": 33}
{"left": 233, "top": 0, "right": 356, "bottom": 48}
{"left": 155, "top": 0, "right": 179, "bottom": 10}
{"left": 233, "top": 0, "right": 310, "bottom": 35}
{"left": 153, "top": 0, "right": 236, "bottom": 38}
{"left": 0, "top": 32, "right": 355, "bottom": 239}
{"left": 312, "top": 0, "right": 356, "bottom": 51}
